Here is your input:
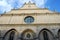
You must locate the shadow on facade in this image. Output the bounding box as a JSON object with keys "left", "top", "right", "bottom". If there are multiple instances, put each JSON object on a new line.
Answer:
{"left": 0, "top": 28, "right": 60, "bottom": 40}
{"left": 1, "top": 29, "right": 18, "bottom": 40}
{"left": 38, "top": 28, "right": 54, "bottom": 40}
{"left": 21, "top": 29, "right": 36, "bottom": 40}
{"left": 58, "top": 29, "right": 60, "bottom": 40}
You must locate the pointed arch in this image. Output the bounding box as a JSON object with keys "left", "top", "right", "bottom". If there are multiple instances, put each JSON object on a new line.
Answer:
{"left": 21, "top": 29, "right": 36, "bottom": 40}
{"left": 38, "top": 28, "right": 54, "bottom": 40}
{"left": 58, "top": 29, "right": 60, "bottom": 34}
{"left": 58, "top": 29, "right": 60, "bottom": 40}
{"left": 3, "top": 29, "right": 18, "bottom": 40}
{"left": 21, "top": 29, "right": 35, "bottom": 34}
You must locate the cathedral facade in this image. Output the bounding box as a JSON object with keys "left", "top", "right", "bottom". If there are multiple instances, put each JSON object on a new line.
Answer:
{"left": 0, "top": 2, "right": 60, "bottom": 40}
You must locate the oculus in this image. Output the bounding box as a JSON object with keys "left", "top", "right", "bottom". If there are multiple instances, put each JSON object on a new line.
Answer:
{"left": 24, "top": 16, "right": 34, "bottom": 24}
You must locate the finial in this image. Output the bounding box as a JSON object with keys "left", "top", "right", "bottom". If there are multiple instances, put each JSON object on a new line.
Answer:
{"left": 29, "top": 1, "right": 31, "bottom": 3}
{"left": 24, "top": 0, "right": 35, "bottom": 5}
{"left": 27, "top": 1, "right": 32, "bottom": 4}
{"left": 28, "top": 0, "right": 35, "bottom": 4}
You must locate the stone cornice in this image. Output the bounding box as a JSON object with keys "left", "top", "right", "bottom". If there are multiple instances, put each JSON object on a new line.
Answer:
{"left": 0, "top": 13, "right": 60, "bottom": 16}
{"left": 0, "top": 23, "right": 60, "bottom": 25}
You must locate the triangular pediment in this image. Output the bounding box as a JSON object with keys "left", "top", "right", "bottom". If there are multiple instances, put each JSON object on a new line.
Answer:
{"left": 2, "top": 1, "right": 57, "bottom": 15}
{"left": 19, "top": 1, "right": 39, "bottom": 9}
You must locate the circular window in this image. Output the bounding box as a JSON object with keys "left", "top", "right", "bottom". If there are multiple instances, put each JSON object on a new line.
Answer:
{"left": 24, "top": 16, "right": 34, "bottom": 24}
{"left": 26, "top": 33, "right": 31, "bottom": 38}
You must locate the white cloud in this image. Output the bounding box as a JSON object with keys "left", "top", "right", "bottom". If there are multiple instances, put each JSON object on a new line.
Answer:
{"left": 0, "top": 0, "right": 12, "bottom": 14}
{"left": 6, "top": 0, "right": 24, "bottom": 9}
{"left": 0, "top": 0, "right": 47, "bottom": 14}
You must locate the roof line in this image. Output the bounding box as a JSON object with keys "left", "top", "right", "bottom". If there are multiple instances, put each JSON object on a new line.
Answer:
{"left": 0, "top": 13, "right": 60, "bottom": 16}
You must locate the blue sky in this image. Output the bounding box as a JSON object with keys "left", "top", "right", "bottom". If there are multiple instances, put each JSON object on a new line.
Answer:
{"left": 0, "top": 0, "right": 60, "bottom": 14}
